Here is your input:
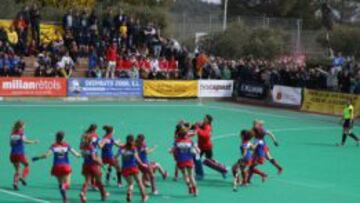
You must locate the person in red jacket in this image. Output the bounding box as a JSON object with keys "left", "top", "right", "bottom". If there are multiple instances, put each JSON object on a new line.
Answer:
{"left": 105, "top": 42, "right": 117, "bottom": 78}
{"left": 195, "top": 115, "right": 228, "bottom": 179}
{"left": 195, "top": 115, "right": 213, "bottom": 159}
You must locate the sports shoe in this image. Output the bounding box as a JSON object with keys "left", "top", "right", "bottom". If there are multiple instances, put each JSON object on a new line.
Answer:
{"left": 188, "top": 186, "right": 193, "bottom": 194}
{"left": 222, "top": 172, "right": 227, "bottom": 179}
{"left": 101, "top": 192, "right": 110, "bottom": 201}
{"left": 162, "top": 172, "right": 168, "bottom": 180}
{"left": 261, "top": 174, "right": 268, "bottom": 183}
{"left": 80, "top": 192, "right": 87, "bottom": 203}
{"left": 19, "top": 178, "right": 27, "bottom": 186}
{"left": 13, "top": 184, "right": 18, "bottom": 191}
{"left": 142, "top": 195, "right": 149, "bottom": 203}
{"left": 278, "top": 167, "right": 283, "bottom": 175}
{"left": 144, "top": 181, "right": 151, "bottom": 187}
{"left": 126, "top": 192, "right": 132, "bottom": 202}
{"left": 192, "top": 186, "right": 198, "bottom": 197}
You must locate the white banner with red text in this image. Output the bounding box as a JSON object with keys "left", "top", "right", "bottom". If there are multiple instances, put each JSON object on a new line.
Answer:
{"left": 272, "top": 85, "right": 302, "bottom": 106}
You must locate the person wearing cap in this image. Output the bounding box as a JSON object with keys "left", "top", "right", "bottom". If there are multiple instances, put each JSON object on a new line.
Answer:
{"left": 339, "top": 100, "right": 360, "bottom": 146}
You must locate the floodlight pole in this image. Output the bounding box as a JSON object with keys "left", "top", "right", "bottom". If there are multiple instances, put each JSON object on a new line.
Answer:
{"left": 223, "top": 0, "right": 228, "bottom": 31}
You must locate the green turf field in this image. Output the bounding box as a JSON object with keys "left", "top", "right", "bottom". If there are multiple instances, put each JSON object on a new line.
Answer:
{"left": 0, "top": 100, "right": 359, "bottom": 203}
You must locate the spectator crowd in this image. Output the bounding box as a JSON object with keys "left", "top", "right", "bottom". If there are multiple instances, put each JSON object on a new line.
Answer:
{"left": 0, "top": 5, "right": 360, "bottom": 94}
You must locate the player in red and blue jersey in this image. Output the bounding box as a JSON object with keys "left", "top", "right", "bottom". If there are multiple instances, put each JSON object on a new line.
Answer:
{"left": 9, "top": 120, "right": 39, "bottom": 190}
{"left": 232, "top": 130, "right": 254, "bottom": 191}
{"left": 252, "top": 120, "right": 283, "bottom": 174}
{"left": 32, "top": 131, "right": 81, "bottom": 203}
{"left": 81, "top": 124, "right": 100, "bottom": 190}
{"left": 98, "top": 125, "right": 122, "bottom": 187}
{"left": 171, "top": 128, "right": 199, "bottom": 196}
{"left": 136, "top": 134, "right": 168, "bottom": 195}
{"left": 172, "top": 121, "right": 195, "bottom": 181}
{"left": 116, "top": 134, "right": 148, "bottom": 202}
{"left": 247, "top": 136, "right": 268, "bottom": 183}
{"left": 84, "top": 124, "right": 100, "bottom": 148}
{"left": 80, "top": 135, "right": 109, "bottom": 203}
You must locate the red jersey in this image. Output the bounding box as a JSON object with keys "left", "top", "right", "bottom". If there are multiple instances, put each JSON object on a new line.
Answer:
{"left": 116, "top": 57, "right": 123, "bottom": 70}
{"left": 196, "top": 124, "right": 212, "bottom": 151}
{"left": 139, "top": 59, "right": 151, "bottom": 71}
{"left": 159, "top": 59, "right": 169, "bottom": 71}
{"left": 116, "top": 58, "right": 132, "bottom": 71}
{"left": 106, "top": 46, "right": 117, "bottom": 61}
{"left": 168, "top": 59, "right": 178, "bottom": 71}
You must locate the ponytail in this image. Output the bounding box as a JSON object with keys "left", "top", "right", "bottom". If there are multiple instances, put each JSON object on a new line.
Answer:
{"left": 86, "top": 124, "right": 97, "bottom": 133}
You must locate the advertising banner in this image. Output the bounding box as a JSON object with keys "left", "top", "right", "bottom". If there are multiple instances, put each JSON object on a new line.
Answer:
{"left": 238, "top": 82, "right": 267, "bottom": 99}
{"left": 272, "top": 85, "right": 302, "bottom": 106}
{"left": 198, "top": 80, "right": 233, "bottom": 97}
{"left": 68, "top": 78, "right": 142, "bottom": 97}
{"left": 0, "top": 77, "right": 67, "bottom": 96}
{"left": 301, "top": 89, "right": 360, "bottom": 116}
{"left": 143, "top": 80, "right": 198, "bottom": 98}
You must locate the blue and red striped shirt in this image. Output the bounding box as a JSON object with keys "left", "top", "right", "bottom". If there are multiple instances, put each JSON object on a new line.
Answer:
{"left": 10, "top": 130, "right": 25, "bottom": 155}
{"left": 51, "top": 143, "right": 71, "bottom": 166}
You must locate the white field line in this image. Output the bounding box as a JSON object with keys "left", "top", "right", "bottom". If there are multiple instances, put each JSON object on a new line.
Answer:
{"left": 272, "top": 178, "right": 336, "bottom": 189}
{"left": 0, "top": 189, "right": 51, "bottom": 203}
{"left": 205, "top": 104, "right": 338, "bottom": 121}
{"left": 213, "top": 126, "right": 339, "bottom": 140}
{"left": 205, "top": 105, "right": 296, "bottom": 119}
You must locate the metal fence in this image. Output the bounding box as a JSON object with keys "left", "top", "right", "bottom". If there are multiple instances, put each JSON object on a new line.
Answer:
{"left": 170, "top": 11, "right": 324, "bottom": 56}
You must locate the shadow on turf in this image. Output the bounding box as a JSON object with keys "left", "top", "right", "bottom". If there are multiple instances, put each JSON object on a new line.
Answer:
{"left": 197, "top": 179, "right": 230, "bottom": 188}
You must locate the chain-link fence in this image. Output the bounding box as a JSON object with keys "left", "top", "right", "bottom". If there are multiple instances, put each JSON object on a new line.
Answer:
{"left": 170, "top": 11, "right": 324, "bottom": 56}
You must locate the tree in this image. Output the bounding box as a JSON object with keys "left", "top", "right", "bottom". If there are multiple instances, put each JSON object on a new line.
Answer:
{"left": 317, "top": 25, "right": 360, "bottom": 57}
{"left": 202, "top": 22, "right": 289, "bottom": 59}
{"left": 226, "top": 0, "right": 322, "bottom": 29}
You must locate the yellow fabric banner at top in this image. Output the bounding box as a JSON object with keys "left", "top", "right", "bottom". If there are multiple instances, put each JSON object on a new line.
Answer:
{"left": 301, "top": 88, "right": 360, "bottom": 117}
{"left": 39, "top": 23, "right": 63, "bottom": 44}
{"left": 0, "top": 19, "right": 63, "bottom": 44}
{"left": 144, "top": 80, "right": 198, "bottom": 98}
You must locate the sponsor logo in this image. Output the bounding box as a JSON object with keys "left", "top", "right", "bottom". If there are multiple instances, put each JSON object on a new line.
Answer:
{"left": 2, "top": 79, "right": 62, "bottom": 90}
{"left": 69, "top": 79, "right": 81, "bottom": 94}
{"left": 240, "top": 84, "right": 263, "bottom": 94}
{"left": 200, "top": 84, "right": 232, "bottom": 91}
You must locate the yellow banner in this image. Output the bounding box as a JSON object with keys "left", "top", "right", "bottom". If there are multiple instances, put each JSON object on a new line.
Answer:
{"left": 144, "top": 80, "right": 198, "bottom": 98}
{"left": 301, "top": 89, "right": 360, "bottom": 117}
{"left": 0, "top": 19, "right": 63, "bottom": 44}
{"left": 40, "top": 24, "right": 63, "bottom": 44}
{"left": 0, "top": 20, "right": 12, "bottom": 29}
